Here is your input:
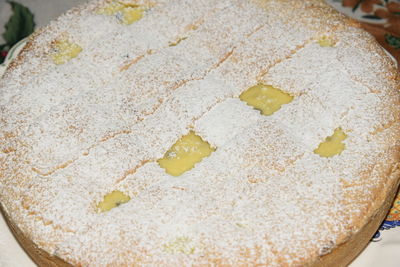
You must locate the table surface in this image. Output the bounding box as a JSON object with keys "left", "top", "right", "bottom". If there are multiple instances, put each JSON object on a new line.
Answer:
{"left": 0, "top": 0, "right": 399, "bottom": 266}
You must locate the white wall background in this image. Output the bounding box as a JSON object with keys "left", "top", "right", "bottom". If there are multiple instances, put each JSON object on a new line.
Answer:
{"left": 0, "top": 0, "right": 87, "bottom": 43}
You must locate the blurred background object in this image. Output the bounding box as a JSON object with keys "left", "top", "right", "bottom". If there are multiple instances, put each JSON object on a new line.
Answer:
{"left": 327, "top": 0, "right": 400, "bottom": 67}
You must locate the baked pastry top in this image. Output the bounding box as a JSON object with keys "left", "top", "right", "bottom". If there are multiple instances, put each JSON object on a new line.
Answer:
{"left": 1, "top": 0, "right": 400, "bottom": 266}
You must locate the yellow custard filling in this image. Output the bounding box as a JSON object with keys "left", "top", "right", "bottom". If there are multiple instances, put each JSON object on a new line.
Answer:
{"left": 120, "top": 7, "right": 144, "bottom": 24}
{"left": 318, "top": 35, "right": 335, "bottom": 47}
{"left": 51, "top": 39, "right": 82, "bottom": 65}
{"left": 97, "top": 190, "right": 130, "bottom": 212}
{"left": 163, "top": 237, "right": 195, "bottom": 254}
{"left": 240, "top": 84, "right": 293, "bottom": 116}
{"left": 97, "top": 1, "right": 145, "bottom": 25}
{"left": 314, "top": 128, "right": 347, "bottom": 157}
{"left": 158, "top": 131, "right": 215, "bottom": 176}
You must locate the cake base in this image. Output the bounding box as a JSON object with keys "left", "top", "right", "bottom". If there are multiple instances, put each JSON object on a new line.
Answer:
{"left": 2, "top": 166, "right": 399, "bottom": 267}
{"left": 0, "top": 204, "right": 71, "bottom": 267}
{"left": 314, "top": 164, "right": 400, "bottom": 267}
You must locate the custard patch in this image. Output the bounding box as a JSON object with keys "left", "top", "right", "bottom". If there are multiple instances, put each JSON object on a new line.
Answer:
{"left": 51, "top": 40, "right": 82, "bottom": 65}
{"left": 97, "top": 1, "right": 145, "bottom": 25}
{"left": 163, "top": 237, "right": 195, "bottom": 254}
{"left": 314, "top": 128, "right": 347, "bottom": 157}
{"left": 240, "top": 84, "right": 293, "bottom": 115}
{"left": 97, "top": 190, "right": 130, "bottom": 212}
{"left": 158, "top": 131, "right": 215, "bottom": 176}
{"left": 318, "top": 35, "right": 335, "bottom": 47}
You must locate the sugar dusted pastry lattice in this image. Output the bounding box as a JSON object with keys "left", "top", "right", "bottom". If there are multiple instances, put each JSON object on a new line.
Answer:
{"left": 0, "top": 0, "right": 400, "bottom": 266}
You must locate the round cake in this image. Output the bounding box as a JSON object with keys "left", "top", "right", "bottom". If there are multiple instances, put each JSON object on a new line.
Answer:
{"left": 1, "top": 0, "right": 400, "bottom": 266}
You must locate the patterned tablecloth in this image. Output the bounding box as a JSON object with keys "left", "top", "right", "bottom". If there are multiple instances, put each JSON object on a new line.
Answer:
{"left": 0, "top": 0, "right": 399, "bottom": 266}
{"left": 326, "top": 0, "right": 400, "bottom": 230}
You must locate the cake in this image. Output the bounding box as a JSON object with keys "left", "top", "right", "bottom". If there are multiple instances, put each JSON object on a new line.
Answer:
{"left": 1, "top": 0, "right": 400, "bottom": 266}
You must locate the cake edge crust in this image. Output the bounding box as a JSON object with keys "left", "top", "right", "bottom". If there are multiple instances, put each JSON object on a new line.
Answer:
{"left": 315, "top": 163, "right": 400, "bottom": 267}
{"left": 0, "top": 204, "right": 72, "bottom": 267}
{"left": 1, "top": 163, "right": 399, "bottom": 267}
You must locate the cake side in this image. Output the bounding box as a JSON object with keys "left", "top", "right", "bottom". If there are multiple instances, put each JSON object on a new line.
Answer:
{"left": 0, "top": 203, "right": 72, "bottom": 267}
{"left": 2, "top": 157, "right": 399, "bottom": 267}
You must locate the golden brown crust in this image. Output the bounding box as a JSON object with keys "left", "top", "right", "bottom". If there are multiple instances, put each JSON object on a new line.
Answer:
{"left": 314, "top": 165, "right": 400, "bottom": 267}
{"left": 2, "top": 157, "right": 400, "bottom": 266}
{"left": 2, "top": 172, "right": 399, "bottom": 267}
{"left": 2, "top": 30, "right": 40, "bottom": 77}
{"left": 0, "top": 204, "right": 72, "bottom": 267}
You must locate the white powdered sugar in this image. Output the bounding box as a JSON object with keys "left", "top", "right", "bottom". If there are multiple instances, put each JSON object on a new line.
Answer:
{"left": 1, "top": 0, "right": 399, "bottom": 266}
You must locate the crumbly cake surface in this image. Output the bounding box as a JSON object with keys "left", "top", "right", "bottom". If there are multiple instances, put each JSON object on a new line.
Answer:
{"left": 1, "top": 0, "right": 400, "bottom": 266}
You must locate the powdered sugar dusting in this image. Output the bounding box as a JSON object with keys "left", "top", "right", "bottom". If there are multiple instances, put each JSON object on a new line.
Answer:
{"left": 1, "top": 0, "right": 399, "bottom": 266}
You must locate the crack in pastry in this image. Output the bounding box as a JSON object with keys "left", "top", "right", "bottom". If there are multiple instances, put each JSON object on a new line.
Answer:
{"left": 115, "top": 159, "right": 153, "bottom": 184}
{"left": 3, "top": 31, "right": 311, "bottom": 182}
{"left": 256, "top": 40, "right": 312, "bottom": 81}
{"left": 14, "top": 2, "right": 270, "bottom": 175}
{"left": 118, "top": 8, "right": 216, "bottom": 71}
{"left": 0, "top": 0, "right": 232, "bottom": 151}
{"left": 3, "top": 0, "right": 318, "bottom": 178}
{"left": 27, "top": 31, "right": 308, "bottom": 177}
{"left": 25, "top": 42, "right": 236, "bottom": 176}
